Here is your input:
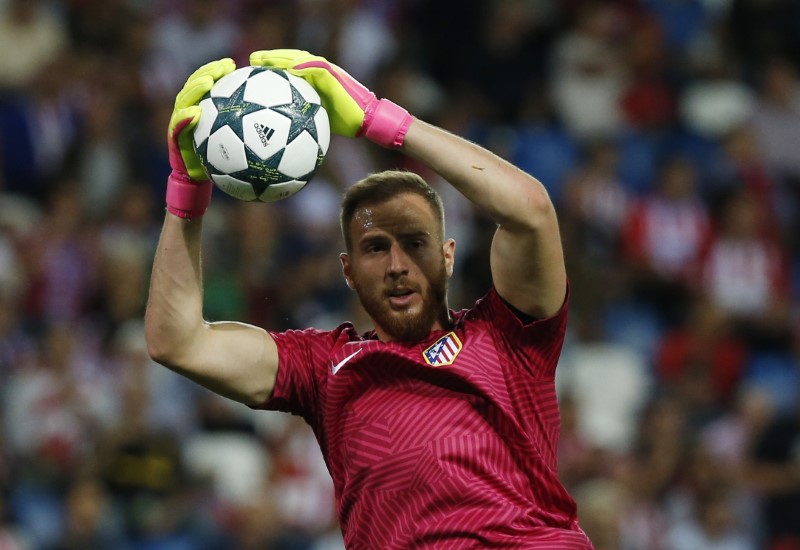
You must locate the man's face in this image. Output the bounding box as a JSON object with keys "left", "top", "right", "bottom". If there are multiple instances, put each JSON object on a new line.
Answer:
{"left": 341, "top": 193, "right": 455, "bottom": 343}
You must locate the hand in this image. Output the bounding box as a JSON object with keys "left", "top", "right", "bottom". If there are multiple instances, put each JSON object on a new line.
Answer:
{"left": 249, "top": 49, "right": 413, "bottom": 148}
{"left": 166, "top": 58, "right": 236, "bottom": 219}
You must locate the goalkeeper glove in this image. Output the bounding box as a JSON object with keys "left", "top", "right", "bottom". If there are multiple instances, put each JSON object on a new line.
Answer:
{"left": 249, "top": 49, "right": 413, "bottom": 148}
{"left": 166, "top": 58, "right": 236, "bottom": 219}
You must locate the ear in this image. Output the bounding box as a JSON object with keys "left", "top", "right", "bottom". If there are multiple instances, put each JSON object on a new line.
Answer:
{"left": 340, "top": 252, "right": 355, "bottom": 290}
{"left": 443, "top": 239, "right": 456, "bottom": 278}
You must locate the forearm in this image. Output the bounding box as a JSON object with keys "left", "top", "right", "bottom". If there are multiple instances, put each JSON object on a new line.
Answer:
{"left": 145, "top": 213, "right": 206, "bottom": 366}
{"left": 401, "top": 119, "right": 555, "bottom": 230}
{"left": 402, "top": 118, "right": 566, "bottom": 317}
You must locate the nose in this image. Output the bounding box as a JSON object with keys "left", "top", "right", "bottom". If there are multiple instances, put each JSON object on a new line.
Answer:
{"left": 386, "top": 242, "right": 409, "bottom": 278}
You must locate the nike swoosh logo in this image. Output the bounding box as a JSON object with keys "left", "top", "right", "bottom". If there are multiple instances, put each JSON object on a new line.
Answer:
{"left": 332, "top": 348, "right": 362, "bottom": 375}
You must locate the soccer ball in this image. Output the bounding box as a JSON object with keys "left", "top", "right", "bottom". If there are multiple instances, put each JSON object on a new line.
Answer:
{"left": 192, "top": 66, "right": 330, "bottom": 202}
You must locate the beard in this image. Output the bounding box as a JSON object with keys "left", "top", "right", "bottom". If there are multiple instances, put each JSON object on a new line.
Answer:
{"left": 355, "top": 262, "right": 449, "bottom": 343}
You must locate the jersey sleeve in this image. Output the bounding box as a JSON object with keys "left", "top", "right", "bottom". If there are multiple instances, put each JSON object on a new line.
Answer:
{"left": 253, "top": 327, "right": 339, "bottom": 425}
{"left": 477, "top": 286, "right": 569, "bottom": 379}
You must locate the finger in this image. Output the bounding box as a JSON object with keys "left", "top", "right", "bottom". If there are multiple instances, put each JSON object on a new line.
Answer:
{"left": 171, "top": 109, "right": 200, "bottom": 135}
{"left": 175, "top": 76, "right": 214, "bottom": 109}
{"left": 250, "top": 49, "right": 315, "bottom": 67}
{"left": 186, "top": 58, "right": 235, "bottom": 83}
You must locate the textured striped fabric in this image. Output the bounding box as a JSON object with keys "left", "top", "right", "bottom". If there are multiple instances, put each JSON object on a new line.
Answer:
{"left": 262, "top": 288, "right": 593, "bottom": 549}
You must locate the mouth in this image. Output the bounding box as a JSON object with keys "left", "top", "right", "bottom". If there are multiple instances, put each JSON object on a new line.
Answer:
{"left": 386, "top": 287, "right": 416, "bottom": 308}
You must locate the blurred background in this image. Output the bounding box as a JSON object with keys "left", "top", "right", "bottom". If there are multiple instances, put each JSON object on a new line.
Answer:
{"left": 1, "top": 0, "right": 800, "bottom": 548}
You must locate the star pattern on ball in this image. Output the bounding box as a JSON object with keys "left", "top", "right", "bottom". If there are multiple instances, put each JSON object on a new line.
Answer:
{"left": 231, "top": 147, "right": 296, "bottom": 198}
{"left": 270, "top": 83, "right": 322, "bottom": 144}
{"left": 207, "top": 83, "right": 267, "bottom": 139}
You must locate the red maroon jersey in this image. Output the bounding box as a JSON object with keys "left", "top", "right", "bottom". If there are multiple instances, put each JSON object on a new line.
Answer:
{"left": 260, "top": 288, "right": 593, "bottom": 549}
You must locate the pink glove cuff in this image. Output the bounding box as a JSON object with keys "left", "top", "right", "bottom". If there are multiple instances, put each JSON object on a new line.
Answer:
{"left": 166, "top": 170, "right": 213, "bottom": 219}
{"left": 361, "top": 99, "right": 414, "bottom": 148}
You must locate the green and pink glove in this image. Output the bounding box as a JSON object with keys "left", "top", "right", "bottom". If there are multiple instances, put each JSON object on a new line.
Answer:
{"left": 249, "top": 49, "right": 413, "bottom": 148}
{"left": 166, "top": 58, "right": 236, "bottom": 219}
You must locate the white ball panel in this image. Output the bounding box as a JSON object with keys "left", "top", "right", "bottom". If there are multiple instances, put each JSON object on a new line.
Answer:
{"left": 242, "top": 110, "right": 292, "bottom": 160}
{"left": 287, "top": 73, "right": 321, "bottom": 104}
{"left": 279, "top": 131, "right": 320, "bottom": 178}
{"left": 258, "top": 180, "right": 307, "bottom": 202}
{"left": 206, "top": 126, "right": 248, "bottom": 173}
{"left": 244, "top": 70, "right": 293, "bottom": 107}
{"left": 210, "top": 67, "right": 253, "bottom": 98}
{"left": 212, "top": 174, "right": 257, "bottom": 201}
{"left": 193, "top": 97, "right": 218, "bottom": 147}
{"left": 314, "top": 109, "right": 330, "bottom": 155}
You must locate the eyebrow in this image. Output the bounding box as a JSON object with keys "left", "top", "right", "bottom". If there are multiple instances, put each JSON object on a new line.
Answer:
{"left": 398, "top": 229, "right": 432, "bottom": 240}
{"left": 357, "top": 229, "right": 433, "bottom": 249}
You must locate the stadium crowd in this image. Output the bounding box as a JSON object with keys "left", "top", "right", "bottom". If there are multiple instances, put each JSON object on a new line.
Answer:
{"left": 1, "top": 0, "right": 800, "bottom": 548}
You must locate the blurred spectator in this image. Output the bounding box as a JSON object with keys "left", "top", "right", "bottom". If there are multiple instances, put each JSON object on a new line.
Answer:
{"left": 511, "top": 93, "right": 580, "bottom": 209}
{"left": 296, "top": 0, "right": 396, "bottom": 84}
{"left": 745, "top": 398, "right": 800, "bottom": 549}
{"left": 561, "top": 139, "right": 630, "bottom": 315}
{"left": 665, "top": 438, "right": 756, "bottom": 549}
{"left": 704, "top": 125, "right": 785, "bottom": 240}
{"left": 679, "top": 57, "right": 756, "bottom": 140}
{"left": 571, "top": 478, "right": 624, "bottom": 550}
{"left": 231, "top": 3, "right": 297, "bottom": 67}
{"left": 76, "top": 88, "right": 132, "bottom": 218}
{"left": 18, "top": 181, "right": 97, "bottom": 327}
{"left": 3, "top": 323, "right": 114, "bottom": 471}
{"left": 666, "top": 488, "right": 754, "bottom": 550}
{"left": 550, "top": 2, "right": 628, "bottom": 142}
{"left": 152, "top": 0, "right": 236, "bottom": 92}
{"left": 458, "top": 0, "right": 554, "bottom": 123}
{"left": 700, "top": 189, "right": 793, "bottom": 351}
{"left": 264, "top": 416, "right": 338, "bottom": 546}
{"left": 557, "top": 394, "right": 605, "bottom": 492}
{"left": 52, "top": 475, "right": 124, "bottom": 550}
{"left": 0, "top": 292, "right": 36, "bottom": 380}
{"left": 622, "top": 155, "right": 710, "bottom": 327}
{"left": 107, "top": 319, "right": 199, "bottom": 441}
{"left": 619, "top": 395, "right": 688, "bottom": 550}
{"left": 620, "top": 14, "right": 677, "bottom": 132}
{"left": 557, "top": 313, "right": 651, "bottom": 455}
{"left": 702, "top": 385, "right": 774, "bottom": 540}
{"left": 749, "top": 57, "right": 800, "bottom": 183}
{"left": 655, "top": 300, "right": 747, "bottom": 413}
{"left": 0, "top": 61, "right": 83, "bottom": 198}
{"left": 65, "top": 0, "right": 134, "bottom": 55}
{"left": 0, "top": 0, "right": 66, "bottom": 92}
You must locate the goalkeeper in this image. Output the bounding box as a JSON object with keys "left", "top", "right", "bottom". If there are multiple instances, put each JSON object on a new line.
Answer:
{"left": 146, "top": 51, "right": 593, "bottom": 548}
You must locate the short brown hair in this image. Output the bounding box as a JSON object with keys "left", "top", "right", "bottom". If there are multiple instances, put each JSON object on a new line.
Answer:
{"left": 340, "top": 170, "right": 445, "bottom": 251}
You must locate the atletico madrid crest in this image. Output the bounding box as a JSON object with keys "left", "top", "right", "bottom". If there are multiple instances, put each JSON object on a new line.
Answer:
{"left": 422, "top": 332, "right": 463, "bottom": 366}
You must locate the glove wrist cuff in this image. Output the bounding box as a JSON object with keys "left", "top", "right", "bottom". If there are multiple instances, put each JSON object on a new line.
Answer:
{"left": 362, "top": 99, "right": 413, "bottom": 148}
{"left": 166, "top": 171, "right": 213, "bottom": 219}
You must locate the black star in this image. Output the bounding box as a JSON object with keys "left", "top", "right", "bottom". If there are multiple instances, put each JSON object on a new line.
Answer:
{"left": 229, "top": 146, "right": 297, "bottom": 198}
{"left": 207, "top": 82, "right": 268, "bottom": 139}
{"left": 270, "top": 83, "right": 321, "bottom": 144}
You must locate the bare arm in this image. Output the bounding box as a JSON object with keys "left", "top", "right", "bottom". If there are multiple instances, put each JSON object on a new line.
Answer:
{"left": 401, "top": 119, "right": 566, "bottom": 318}
{"left": 144, "top": 213, "right": 279, "bottom": 406}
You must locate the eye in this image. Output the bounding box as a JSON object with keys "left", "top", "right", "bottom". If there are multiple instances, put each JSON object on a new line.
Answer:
{"left": 363, "top": 241, "right": 388, "bottom": 254}
{"left": 405, "top": 237, "right": 427, "bottom": 250}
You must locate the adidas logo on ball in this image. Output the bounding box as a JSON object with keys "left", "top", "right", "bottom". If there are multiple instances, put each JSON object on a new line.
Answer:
{"left": 255, "top": 122, "right": 275, "bottom": 147}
